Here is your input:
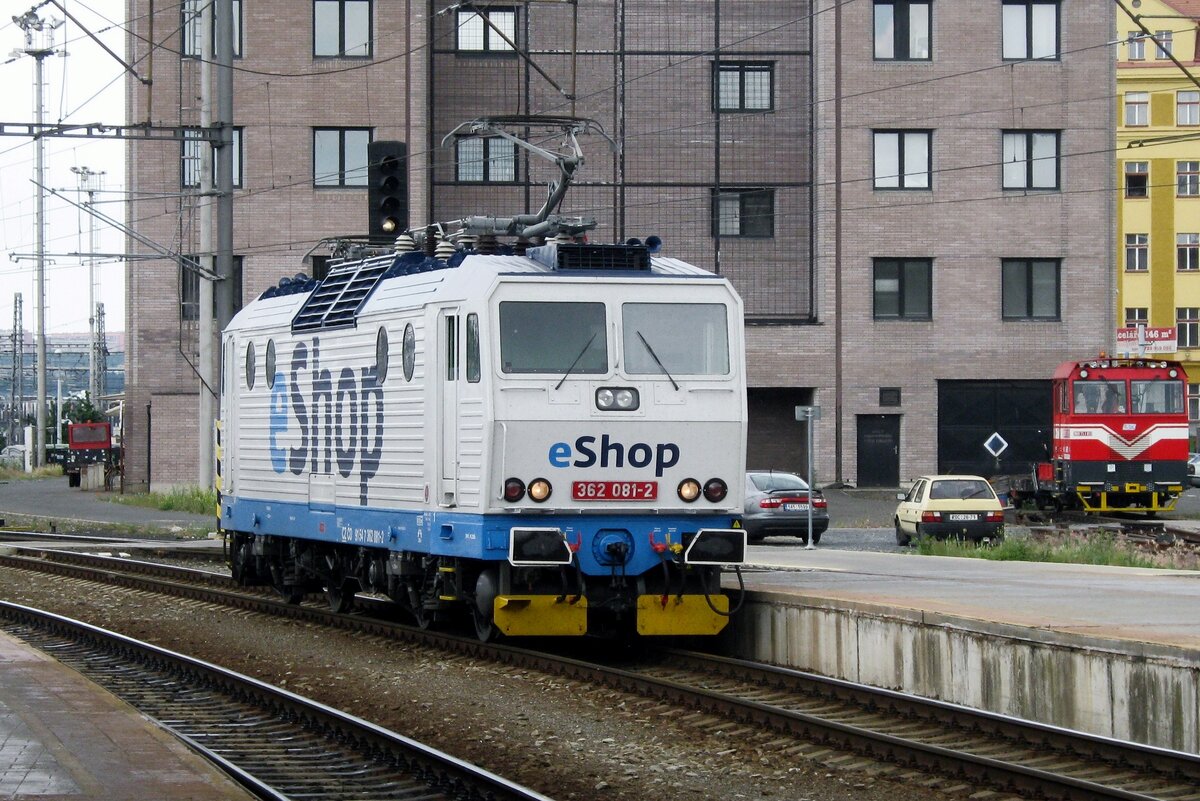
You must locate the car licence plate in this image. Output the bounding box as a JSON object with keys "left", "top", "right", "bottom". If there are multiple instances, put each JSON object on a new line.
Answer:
{"left": 783, "top": 503, "right": 810, "bottom": 511}
{"left": 572, "top": 481, "right": 658, "bottom": 501}
{"left": 948, "top": 513, "right": 979, "bottom": 521}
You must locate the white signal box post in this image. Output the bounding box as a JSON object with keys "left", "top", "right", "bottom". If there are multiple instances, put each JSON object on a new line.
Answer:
{"left": 795, "top": 405, "right": 821, "bottom": 550}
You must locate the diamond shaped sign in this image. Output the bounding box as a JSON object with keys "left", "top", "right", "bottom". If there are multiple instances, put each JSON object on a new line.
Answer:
{"left": 984, "top": 432, "right": 1008, "bottom": 457}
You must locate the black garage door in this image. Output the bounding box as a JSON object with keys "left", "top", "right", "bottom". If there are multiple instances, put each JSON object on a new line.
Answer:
{"left": 938, "top": 380, "right": 1050, "bottom": 477}
{"left": 747, "top": 387, "right": 816, "bottom": 479}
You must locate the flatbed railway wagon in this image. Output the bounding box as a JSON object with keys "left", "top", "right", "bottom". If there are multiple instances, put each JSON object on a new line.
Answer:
{"left": 217, "top": 238, "right": 748, "bottom": 639}
{"left": 1009, "top": 356, "right": 1189, "bottom": 513}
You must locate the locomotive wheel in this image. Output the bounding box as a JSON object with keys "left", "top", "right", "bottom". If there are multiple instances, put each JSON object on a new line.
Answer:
{"left": 230, "top": 538, "right": 255, "bottom": 583}
{"left": 326, "top": 580, "right": 355, "bottom": 614}
{"left": 472, "top": 569, "right": 500, "bottom": 642}
{"left": 894, "top": 520, "right": 911, "bottom": 547}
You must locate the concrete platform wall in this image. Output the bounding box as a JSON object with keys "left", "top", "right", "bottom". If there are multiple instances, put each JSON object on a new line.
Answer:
{"left": 725, "top": 593, "right": 1200, "bottom": 753}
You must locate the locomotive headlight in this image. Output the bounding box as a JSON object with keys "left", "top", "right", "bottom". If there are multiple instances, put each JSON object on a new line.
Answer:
{"left": 528, "top": 478, "right": 552, "bottom": 502}
{"left": 595, "top": 387, "right": 640, "bottom": 411}
{"left": 1079, "top": 369, "right": 1088, "bottom": 378}
{"left": 677, "top": 478, "right": 701, "bottom": 502}
{"left": 703, "top": 478, "right": 728, "bottom": 503}
{"left": 1170, "top": 369, "right": 1179, "bottom": 378}
{"left": 504, "top": 478, "right": 526, "bottom": 502}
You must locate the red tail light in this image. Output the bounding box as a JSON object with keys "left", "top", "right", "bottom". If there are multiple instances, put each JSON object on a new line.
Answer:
{"left": 920, "top": 511, "right": 942, "bottom": 523}
{"left": 759, "top": 498, "right": 781, "bottom": 509}
{"left": 985, "top": 510, "right": 1004, "bottom": 523}
{"left": 813, "top": 497, "right": 827, "bottom": 509}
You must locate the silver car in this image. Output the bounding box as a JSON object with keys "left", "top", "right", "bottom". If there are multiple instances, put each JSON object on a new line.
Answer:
{"left": 742, "top": 471, "right": 829, "bottom": 544}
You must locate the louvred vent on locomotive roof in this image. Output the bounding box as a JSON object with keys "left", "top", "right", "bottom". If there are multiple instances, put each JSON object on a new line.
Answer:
{"left": 546, "top": 243, "right": 650, "bottom": 272}
{"left": 291, "top": 255, "right": 391, "bottom": 332}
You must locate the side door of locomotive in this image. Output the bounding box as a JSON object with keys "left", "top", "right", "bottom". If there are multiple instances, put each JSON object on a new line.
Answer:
{"left": 437, "top": 308, "right": 460, "bottom": 507}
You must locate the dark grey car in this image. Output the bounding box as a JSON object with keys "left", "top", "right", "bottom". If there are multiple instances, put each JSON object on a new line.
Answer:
{"left": 742, "top": 471, "right": 829, "bottom": 544}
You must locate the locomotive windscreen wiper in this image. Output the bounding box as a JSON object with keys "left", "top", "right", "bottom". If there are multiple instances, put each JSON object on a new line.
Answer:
{"left": 636, "top": 332, "right": 679, "bottom": 390}
{"left": 556, "top": 333, "right": 598, "bottom": 390}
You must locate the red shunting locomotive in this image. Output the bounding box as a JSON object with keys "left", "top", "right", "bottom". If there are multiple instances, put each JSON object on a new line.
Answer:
{"left": 1011, "top": 356, "right": 1190, "bottom": 513}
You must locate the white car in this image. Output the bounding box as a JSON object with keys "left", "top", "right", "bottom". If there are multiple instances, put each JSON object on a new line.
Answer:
{"left": 895, "top": 474, "right": 1005, "bottom": 546}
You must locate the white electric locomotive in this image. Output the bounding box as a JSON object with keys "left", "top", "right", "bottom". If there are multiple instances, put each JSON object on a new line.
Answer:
{"left": 219, "top": 238, "right": 748, "bottom": 639}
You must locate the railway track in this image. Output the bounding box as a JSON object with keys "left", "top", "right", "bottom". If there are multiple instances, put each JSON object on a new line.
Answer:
{"left": 3, "top": 545, "right": 1200, "bottom": 800}
{"left": 0, "top": 601, "right": 552, "bottom": 801}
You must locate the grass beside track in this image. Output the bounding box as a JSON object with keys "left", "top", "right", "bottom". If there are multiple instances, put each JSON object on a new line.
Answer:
{"left": 0, "top": 466, "right": 63, "bottom": 481}
{"left": 105, "top": 486, "right": 217, "bottom": 516}
{"left": 916, "top": 529, "right": 1199, "bottom": 570}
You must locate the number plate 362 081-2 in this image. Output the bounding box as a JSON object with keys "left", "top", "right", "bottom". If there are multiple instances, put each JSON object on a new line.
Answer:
{"left": 572, "top": 481, "right": 658, "bottom": 501}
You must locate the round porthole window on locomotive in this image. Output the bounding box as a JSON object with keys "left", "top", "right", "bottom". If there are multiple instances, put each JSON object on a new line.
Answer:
{"left": 265, "top": 340, "right": 277, "bottom": 389}
{"left": 245, "top": 341, "right": 256, "bottom": 389}
{"left": 375, "top": 327, "right": 389, "bottom": 385}
{"left": 402, "top": 323, "right": 416, "bottom": 381}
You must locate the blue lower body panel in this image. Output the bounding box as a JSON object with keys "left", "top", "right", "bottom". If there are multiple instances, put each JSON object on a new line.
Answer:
{"left": 222, "top": 496, "right": 736, "bottom": 577}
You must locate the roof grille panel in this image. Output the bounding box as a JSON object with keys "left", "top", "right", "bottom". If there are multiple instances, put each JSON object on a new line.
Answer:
{"left": 291, "top": 256, "right": 391, "bottom": 332}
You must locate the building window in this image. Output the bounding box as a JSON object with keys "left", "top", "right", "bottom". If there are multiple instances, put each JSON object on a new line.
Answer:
{"left": 873, "top": 1, "right": 930, "bottom": 60}
{"left": 879, "top": 387, "right": 902, "bottom": 407}
{"left": 1127, "top": 31, "right": 1146, "bottom": 60}
{"left": 1118, "top": 159, "right": 1147, "bottom": 196}
{"left": 183, "top": 0, "right": 242, "bottom": 58}
{"left": 182, "top": 128, "right": 243, "bottom": 189}
{"left": 1190, "top": 384, "right": 1200, "bottom": 421}
{"left": 1179, "top": 92, "right": 1200, "bottom": 127}
{"left": 181, "top": 255, "right": 244, "bottom": 321}
{"left": 455, "top": 136, "right": 516, "bottom": 182}
{"left": 1002, "top": 259, "right": 1060, "bottom": 320}
{"left": 1180, "top": 161, "right": 1200, "bottom": 197}
{"left": 714, "top": 63, "right": 774, "bottom": 112}
{"left": 712, "top": 189, "right": 774, "bottom": 238}
{"left": 1002, "top": 130, "right": 1059, "bottom": 190}
{"left": 314, "top": 0, "right": 372, "bottom": 57}
{"left": 873, "top": 259, "right": 932, "bottom": 319}
{"left": 873, "top": 130, "right": 931, "bottom": 189}
{"left": 1002, "top": 0, "right": 1058, "bottom": 60}
{"left": 456, "top": 7, "right": 515, "bottom": 52}
{"left": 1125, "top": 307, "right": 1148, "bottom": 327}
{"left": 1154, "top": 30, "right": 1173, "bottom": 59}
{"left": 313, "top": 128, "right": 370, "bottom": 187}
{"left": 1125, "top": 233, "right": 1149, "bottom": 272}
{"left": 1178, "top": 307, "right": 1200, "bottom": 348}
{"left": 1180, "top": 233, "right": 1200, "bottom": 271}
{"left": 1124, "top": 92, "right": 1149, "bottom": 127}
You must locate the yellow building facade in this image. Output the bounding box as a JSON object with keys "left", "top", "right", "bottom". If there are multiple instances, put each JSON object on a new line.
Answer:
{"left": 1117, "top": 0, "right": 1200, "bottom": 434}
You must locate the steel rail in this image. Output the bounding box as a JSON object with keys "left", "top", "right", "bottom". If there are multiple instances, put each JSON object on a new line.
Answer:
{"left": 3, "top": 548, "right": 1199, "bottom": 800}
{"left": 0, "top": 600, "right": 553, "bottom": 801}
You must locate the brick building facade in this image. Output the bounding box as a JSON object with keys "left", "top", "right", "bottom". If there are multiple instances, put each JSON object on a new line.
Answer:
{"left": 125, "top": 0, "right": 1113, "bottom": 491}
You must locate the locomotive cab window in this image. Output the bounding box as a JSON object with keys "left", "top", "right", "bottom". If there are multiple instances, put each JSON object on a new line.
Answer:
{"left": 499, "top": 301, "right": 607, "bottom": 374}
{"left": 1131, "top": 379, "right": 1185, "bottom": 414}
{"left": 622, "top": 303, "right": 730, "bottom": 376}
{"left": 1073, "top": 380, "right": 1126, "bottom": 414}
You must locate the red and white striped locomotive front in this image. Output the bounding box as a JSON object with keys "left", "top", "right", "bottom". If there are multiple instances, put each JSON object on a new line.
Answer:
{"left": 1052, "top": 357, "right": 1189, "bottom": 487}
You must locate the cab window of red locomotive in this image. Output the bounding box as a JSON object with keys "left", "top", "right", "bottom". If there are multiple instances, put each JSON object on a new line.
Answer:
{"left": 1131, "top": 379, "right": 1185, "bottom": 414}
{"left": 1072, "top": 382, "right": 1096, "bottom": 413}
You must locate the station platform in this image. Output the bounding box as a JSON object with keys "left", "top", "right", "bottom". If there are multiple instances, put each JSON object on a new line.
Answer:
{"left": 0, "top": 628, "right": 256, "bottom": 800}
{"left": 726, "top": 549, "right": 1200, "bottom": 755}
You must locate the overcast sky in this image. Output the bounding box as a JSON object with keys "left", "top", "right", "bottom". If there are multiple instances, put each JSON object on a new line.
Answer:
{"left": 0, "top": 0, "right": 125, "bottom": 336}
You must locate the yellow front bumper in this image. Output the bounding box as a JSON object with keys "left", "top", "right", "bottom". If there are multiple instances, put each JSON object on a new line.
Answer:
{"left": 636, "top": 594, "right": 730, "bottom": 636}
{"left": 493, "top": 595, "right": 588, "bottom": 636}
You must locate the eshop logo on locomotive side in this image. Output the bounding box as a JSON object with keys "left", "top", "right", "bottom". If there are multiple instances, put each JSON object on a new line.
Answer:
{"left": 267, "top": 337, "right": 384, "bottom": 505}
